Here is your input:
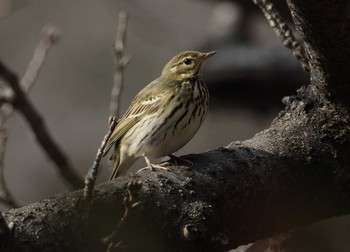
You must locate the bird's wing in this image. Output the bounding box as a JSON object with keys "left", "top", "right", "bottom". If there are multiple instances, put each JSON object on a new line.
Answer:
{"left": 102, "top": 81, "right": 167, "bottom": 157}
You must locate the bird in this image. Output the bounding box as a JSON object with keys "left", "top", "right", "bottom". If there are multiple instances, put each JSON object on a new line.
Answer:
{"left": 103, "top": 50, "right": 216, "bottom": 180}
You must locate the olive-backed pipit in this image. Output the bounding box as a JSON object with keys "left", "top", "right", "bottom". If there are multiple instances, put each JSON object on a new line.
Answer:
{"left": 103, "top": 50, "right": 215, "bottom": 179}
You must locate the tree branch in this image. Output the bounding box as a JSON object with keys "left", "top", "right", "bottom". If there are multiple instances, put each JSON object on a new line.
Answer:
{"left": 0, "top": 60, "right": 83, "bottom": 189}
{"left": 252, "top": 0, "right": 310, "bottom": 73}
{"left": 20, "top": 25, "right": 61, "bottom": 92}
{"left": 84, "top": 11, "right": 130, "bottom": 202}
{"left": 110, "top": 11, "right": 130, "bottom": 118}
{"left": 84, "top": 117, "right": 118, "bottom": 202}
{"left": 0, "top": 127, "right": 17, "bottom": 209}
{"left": 286, "top": 0, "right": 350, "bottom": 102}
{"left": 0, "top": 25, "right": 66, "bottom": 208}
{"left": 3, "top": 93, "right": 350, "bottom": 250}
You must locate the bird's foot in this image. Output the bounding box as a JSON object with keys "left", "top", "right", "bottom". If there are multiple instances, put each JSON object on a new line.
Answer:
{"left": 149, "top": 163, "right": 170, "bottom": 171}
{"left": 143, "top": 154, "right": 170, "bottom": 172}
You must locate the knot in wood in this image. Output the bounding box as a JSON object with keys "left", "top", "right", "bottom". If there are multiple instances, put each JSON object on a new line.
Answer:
{"left": 182, "top": 224, "right": 198, "bottom": 241}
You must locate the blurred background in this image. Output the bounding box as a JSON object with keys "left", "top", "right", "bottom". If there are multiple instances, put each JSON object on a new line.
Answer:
{"left": 0, "top": 0, "right": 348, "bottom": 251}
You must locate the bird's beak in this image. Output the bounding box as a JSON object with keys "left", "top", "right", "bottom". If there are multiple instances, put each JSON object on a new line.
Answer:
{"left": 202, "top": 51, "right": 217, "bottom": 61}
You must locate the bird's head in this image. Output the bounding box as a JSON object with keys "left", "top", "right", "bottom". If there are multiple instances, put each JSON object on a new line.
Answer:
{"left": 161, "top": 51, "right": 216, "bottom": 80}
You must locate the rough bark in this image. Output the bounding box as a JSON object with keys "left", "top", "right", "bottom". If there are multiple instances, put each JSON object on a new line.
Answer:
{"left": 286, "top": 0, "right": 350, "bottom": 102}
{"left": 2, "top": 1, "right": 350, "bottom": 251}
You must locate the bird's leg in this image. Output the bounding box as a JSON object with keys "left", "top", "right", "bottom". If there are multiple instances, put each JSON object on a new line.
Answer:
{"left": 166, "top": 154, "right": 193, "bottom": 166}
{"left": 143, "top": 154, "right": 169, "bottom": 171}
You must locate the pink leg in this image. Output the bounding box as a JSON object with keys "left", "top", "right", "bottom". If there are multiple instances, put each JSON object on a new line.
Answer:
{"left": 143, "top": 154, "right": 169, "bottom": 171}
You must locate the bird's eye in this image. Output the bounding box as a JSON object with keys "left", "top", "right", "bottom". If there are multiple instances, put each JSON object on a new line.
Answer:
{"left": 183, "top": 58, "right": 192, "bottom": 65}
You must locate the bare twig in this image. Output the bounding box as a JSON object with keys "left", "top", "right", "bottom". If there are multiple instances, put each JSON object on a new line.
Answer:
{"left": 84, "top": 117, "right": 118, "bottom": 202}
{"left": 103, "top": 180, "right": 143, "bottom": 251}
{"left": 0, "top": 127, "right": 17, "bottom": 209}
{"left": 252, "top": 0, "right": 310, "bottom": 73}
{"left": 0, "top": 60, "right": 83, "bottom": 190}
{"left": 0, "top": 26, "right": 83, "bottom": 191}
{"left": 0, "top": 95, "right": 12, "bottom": 106}
{"left": 110, "top": 11, "right": 130, "bottom": 118}
{"left": 21, "top": 25, "right": 61, "bottom": 92}
{"left": 84, "top": 11, "right": 130, "bottom": 202}
{"left": 1, "top": 24, "right": 61, "bottom": 119}
{"left": 0, "top": 25, "right": 64, "bottom": 207}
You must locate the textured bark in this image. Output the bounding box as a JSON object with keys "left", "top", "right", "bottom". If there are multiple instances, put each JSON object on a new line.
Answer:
{"left": 2, "top": 1, "right": 350, "bottom": 251}
{"left": 286, "top": 0, "right": 350, "bottom": 102}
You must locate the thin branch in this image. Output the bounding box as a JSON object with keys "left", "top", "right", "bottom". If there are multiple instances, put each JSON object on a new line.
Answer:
{"left": 84, "top": 11, "right": 130, "bottom": 202}
{"left": 0, "top": 60, "right": 83, "bottom": 190}
{"left": 21, "top": 25, "right": 60, "bottom": 92}
{"left": 84, "top": 117, "right": 118, "bottom": 202}
{"left": 0, "top": 25, "right": 63, "bottom": 207}
{"left": 0, "top": 127, "right": 17, "bottom": 209}
{"left": 110, "top": 11, "right": 130, "bottom": 118}
{"left": 0, "top": 94, "right": 13, "bottom": 107}
{"left": 0, "top": 24, "right": 61, "bottom": 119}
{"left": 252, "top": 0, "right": 310, "bottom": 73}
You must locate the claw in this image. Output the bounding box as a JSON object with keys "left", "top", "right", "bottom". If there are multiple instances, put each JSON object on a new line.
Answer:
{"left": 143, "top": 154, "right": 170, "bottom": 171}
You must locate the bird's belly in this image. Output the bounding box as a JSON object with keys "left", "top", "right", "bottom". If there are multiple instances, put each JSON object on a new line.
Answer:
{"left": 147, "top": 118, "right": 202, "bottom": 158}
{"left": 144, "top": 103, "right": 205, "bottom": 158}
{"left": 124, "top": 105, "right": 206, "bottom": 159}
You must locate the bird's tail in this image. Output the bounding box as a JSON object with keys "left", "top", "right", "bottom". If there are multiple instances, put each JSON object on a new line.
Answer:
{"left": 109, "top": 147, "right": 137, "bottom": 180}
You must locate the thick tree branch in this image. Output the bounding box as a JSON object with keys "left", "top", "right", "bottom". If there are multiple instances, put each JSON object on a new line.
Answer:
{"left": 286, "top": 0, "right": 350, "bottom": 102}
{"left": 2, "top": 86, "right": 350, "bottom": 251}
